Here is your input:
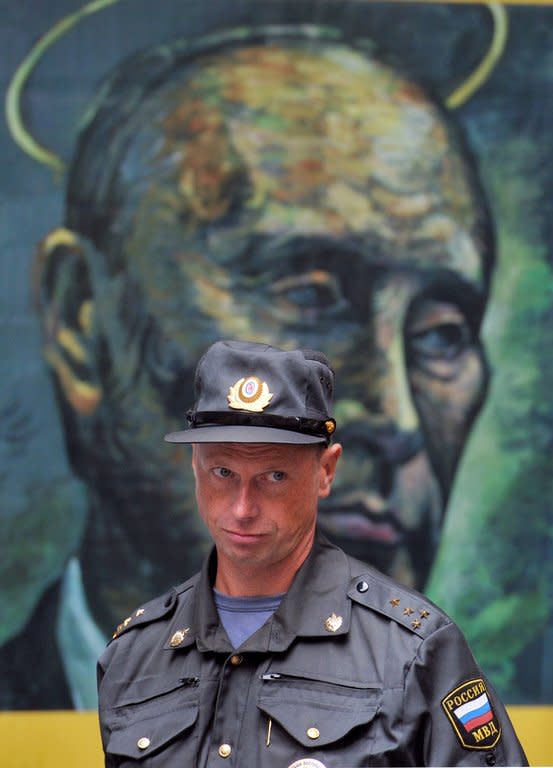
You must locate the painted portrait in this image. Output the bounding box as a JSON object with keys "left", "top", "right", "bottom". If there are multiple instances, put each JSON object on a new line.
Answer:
{"left": 1, "top": 0, "right": 552, "bottom": 717}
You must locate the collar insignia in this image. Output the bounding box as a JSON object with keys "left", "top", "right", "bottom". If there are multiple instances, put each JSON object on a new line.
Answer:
{"left": 169, "top": 628, "right": 190, "bottom": 647}
{"left": 228, "top": 376, "right": 273, "bottom": 412}
{"left": 324, "top": 612, "right": 343, "bottom": 633}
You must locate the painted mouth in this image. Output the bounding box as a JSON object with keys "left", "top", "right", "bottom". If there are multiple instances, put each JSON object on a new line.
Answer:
{"left": 319, "top": 503, "right": 402, "bottom": 546}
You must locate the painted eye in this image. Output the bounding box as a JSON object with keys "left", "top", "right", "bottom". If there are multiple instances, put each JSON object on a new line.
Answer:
{"left": 279, "top": 282, "right": 336, "bottom": 308}
{"left": 270, "top": 271, "right": 346, "bottom": 321}
{"left": 409, "top": 322, "right": 472, "bottom": 361}
{"left": 406, "top": 299, "right": 475, "bottom": 377}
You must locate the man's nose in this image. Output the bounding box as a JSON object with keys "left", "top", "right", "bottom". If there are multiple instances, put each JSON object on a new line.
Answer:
{"left": 231, "top": 482, "right": 259, "bottom": 520}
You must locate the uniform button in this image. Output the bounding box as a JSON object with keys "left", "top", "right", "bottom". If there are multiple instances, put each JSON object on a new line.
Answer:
{"left": 485, "top": 753, "right": 497, "bottom": 766}
{"left": 218, "top": 743, "right": 232, "bottom": 758}
{"left": 230, "top": 654, "right": 242, "bottom": 666}
{"left": 357, "top": 581, "right": 369, "bottom": 593}
{"left": 306, "top": 727, "right": 320, "bottom": 739}
{"left": 137, "top": 737, "right": 150, "bottom": 750}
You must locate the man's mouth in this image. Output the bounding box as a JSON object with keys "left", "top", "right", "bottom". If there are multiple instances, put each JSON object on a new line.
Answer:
{"left": 224, "top": 529, "right": 267, "bottom": 543}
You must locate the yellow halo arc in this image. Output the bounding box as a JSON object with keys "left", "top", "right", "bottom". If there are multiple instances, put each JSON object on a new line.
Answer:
{"left": 5, "top": 0, "right": 508, "bottom": 172}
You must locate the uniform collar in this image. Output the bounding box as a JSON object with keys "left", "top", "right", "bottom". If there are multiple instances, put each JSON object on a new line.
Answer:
{"left": 178, "top": 529, "right": 352, "bottom": 654}
{"left": 267, "top": 530, "right": 352, "bottom": 650}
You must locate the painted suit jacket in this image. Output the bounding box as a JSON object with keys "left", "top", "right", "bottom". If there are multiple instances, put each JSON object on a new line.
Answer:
{"left": 98, "top": 531, "right": 528, "bottom": 767}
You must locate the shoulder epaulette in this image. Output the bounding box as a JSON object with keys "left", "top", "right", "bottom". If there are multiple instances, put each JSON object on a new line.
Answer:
{"left": 347, "top": 568, "right": 450, "bottom": 639}
{"left": 110, "top": 574, "right": 198, "bottom": 642}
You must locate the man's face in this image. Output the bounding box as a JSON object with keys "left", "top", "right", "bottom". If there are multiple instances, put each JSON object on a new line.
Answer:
{"left": 58, "top": 41, "right": 491, "bottom": 590}
{"left": 191, "top": 442, "right": 340, "bottom": 594}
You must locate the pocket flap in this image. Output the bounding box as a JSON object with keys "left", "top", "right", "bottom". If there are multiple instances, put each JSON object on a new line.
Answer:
{"left": 107, "top": 703, "right": 198, "bottom": 759}
{"left": 258, "top": 680, "right": 379, "bottom": 747}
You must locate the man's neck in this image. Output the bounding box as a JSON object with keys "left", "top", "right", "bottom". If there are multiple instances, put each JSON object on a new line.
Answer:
{"left": 214, "top": 538, "right": 314, "bottom": 597}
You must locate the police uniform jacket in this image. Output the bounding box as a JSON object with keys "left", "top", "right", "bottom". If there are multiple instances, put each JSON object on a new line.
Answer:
{"left": 97, "top": 531, "right": 528, "bottom": 767}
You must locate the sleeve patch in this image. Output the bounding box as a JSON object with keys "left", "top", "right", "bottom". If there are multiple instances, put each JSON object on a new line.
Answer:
{"left": 441, "top": 678, "right": 501, "bottom": 750}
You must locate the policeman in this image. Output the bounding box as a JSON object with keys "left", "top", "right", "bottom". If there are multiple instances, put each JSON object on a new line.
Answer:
{"left": 97, "top": 340, "right": 527, "bottom": 767}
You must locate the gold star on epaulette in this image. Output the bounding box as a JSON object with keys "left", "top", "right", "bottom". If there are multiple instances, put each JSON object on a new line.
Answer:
{"left": 403, "top": 607, "right": 414, "bottom": 616}
{"left": 390, "top": 598, "right": 400, "bottom": 607}
{"left": 112, "top": 622, "right": 123, "bottom": 639}
{"left": 112, "top": 613, "right": 135, "bottom": 639}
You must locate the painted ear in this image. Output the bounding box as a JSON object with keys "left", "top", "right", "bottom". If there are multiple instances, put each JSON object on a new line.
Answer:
{"left": 34, "top": 227, "right": 103, "bottom": 415}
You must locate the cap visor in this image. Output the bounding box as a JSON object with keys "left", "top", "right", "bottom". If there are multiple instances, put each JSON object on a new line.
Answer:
{"left": 164, "top": 426, "right": 326, "bottom": 444}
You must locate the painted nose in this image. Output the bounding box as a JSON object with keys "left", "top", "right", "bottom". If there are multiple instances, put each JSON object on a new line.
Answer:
{"left": 377, "top": 329, "right": 419, "bottom": 435}
{"left": 339, "top": 420, "right": 423, "bottom": 465}
{"left": 337, "top": 416, "right": 423, "bottom": 499}
{"left": 336, "top": 332, "right": 423, "bottom": 492}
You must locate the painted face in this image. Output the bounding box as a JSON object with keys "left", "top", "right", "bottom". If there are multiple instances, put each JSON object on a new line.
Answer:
{"left": 53, "top": 40, "right": 492, "bottom": 595}
{"left": 191, "top": 442, "right": 340, "bottom": 594}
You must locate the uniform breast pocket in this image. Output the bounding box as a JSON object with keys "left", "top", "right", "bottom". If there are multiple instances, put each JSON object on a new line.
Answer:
{"left": 257, "top": 671, "right": 382, "bottom": 767}
{"left": 103, "top": 678, "right": 199, "bottom": 766}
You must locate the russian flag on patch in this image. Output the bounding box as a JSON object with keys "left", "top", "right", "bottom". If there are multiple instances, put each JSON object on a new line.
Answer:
{"left": 453, "top": 692, "right": 494, "bottom": 733}
{"left": 441, "top": 678, "right": 502, "bottom": 750}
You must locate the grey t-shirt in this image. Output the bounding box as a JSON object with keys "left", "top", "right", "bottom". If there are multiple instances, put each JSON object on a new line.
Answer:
{"left": 213, "top": 589, "right": 284, "bottom": 648}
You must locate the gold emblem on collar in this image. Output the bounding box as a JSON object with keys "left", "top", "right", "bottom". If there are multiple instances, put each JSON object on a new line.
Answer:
{"left": 324, "top": 612, "right": 343, "bottom": 633}
{"left": 228, "top": 376, "right": 273, "bottom": 412}
{"left": 169, "top": 628, "right": 190, "bottom": 647}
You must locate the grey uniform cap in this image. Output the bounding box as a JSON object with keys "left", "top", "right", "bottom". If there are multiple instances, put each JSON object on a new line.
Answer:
{"left": 164, "top": 340, "right": 337, "bottom": 445}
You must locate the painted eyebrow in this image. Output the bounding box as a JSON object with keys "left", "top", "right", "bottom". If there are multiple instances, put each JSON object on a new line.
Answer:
{"left": 229, "top": 233, "right": 370, "bottom": 274}
{"left": 222, "top": 235, "right": 489, "bottom": 332}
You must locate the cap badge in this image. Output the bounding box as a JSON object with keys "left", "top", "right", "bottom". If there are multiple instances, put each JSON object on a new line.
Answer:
{"left": 228, "top": 376, "right": 273, "bottom": 412}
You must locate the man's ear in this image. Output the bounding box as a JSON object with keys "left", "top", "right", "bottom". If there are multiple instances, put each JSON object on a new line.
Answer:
{"left": 34, "top": 227, "right": 103, "bottom": 416}
{"left": 318, "top": 443, "right": 342, "bottom": 499}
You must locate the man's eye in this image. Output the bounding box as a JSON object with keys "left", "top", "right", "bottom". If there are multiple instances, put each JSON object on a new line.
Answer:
{"left": 267, "top": 471, "right": 286, "bottom": 483}
{"left": 214, "top": 467, "right": 233, "bottom": 479}
{"left": 408, "top": 322, "right": 472, "bottom": 362}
